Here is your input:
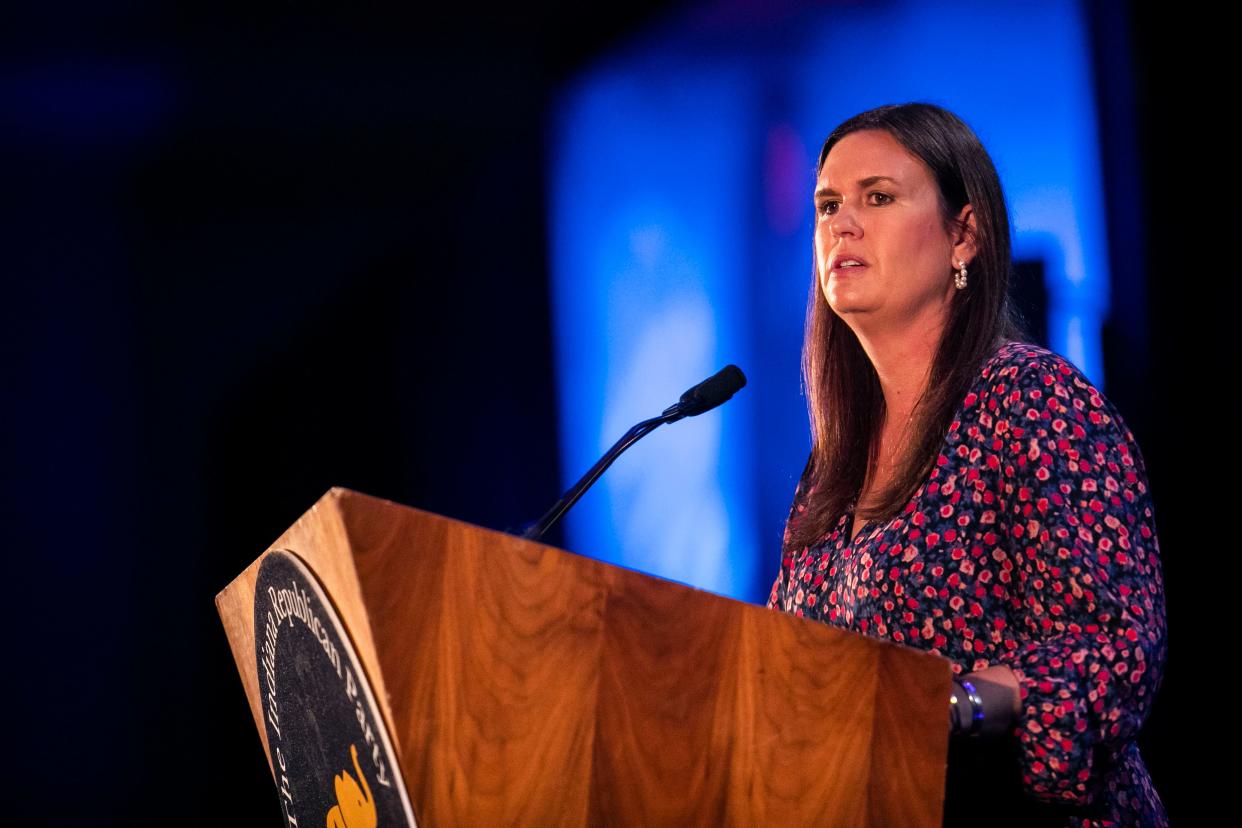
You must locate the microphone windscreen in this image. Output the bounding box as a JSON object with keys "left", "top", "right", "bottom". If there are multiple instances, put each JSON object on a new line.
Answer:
{"left": 679, "top": 365, "right": 747, "bottom": 415}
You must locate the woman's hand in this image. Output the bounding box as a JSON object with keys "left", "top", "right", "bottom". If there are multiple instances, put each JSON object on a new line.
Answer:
{"left": 950, "top": 665, "right": 1021, "bottom": 738}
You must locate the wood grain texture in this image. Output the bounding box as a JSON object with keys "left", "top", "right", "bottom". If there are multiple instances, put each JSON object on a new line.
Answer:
{"left": 869, "top": 647, "right": 953, "bottom": 827}
{"left": 345, "top": 489, "right": 610, "bottom": 827}
{"left": 218, "top": 488, "right": 954, "bottom": 826}
{"left": 215, "top": 556, "right": 269, "bottom": 771}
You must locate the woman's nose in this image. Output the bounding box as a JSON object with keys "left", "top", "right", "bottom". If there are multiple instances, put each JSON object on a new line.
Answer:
{"left": 829, "top": 206, "right": 861, "bottom": 238}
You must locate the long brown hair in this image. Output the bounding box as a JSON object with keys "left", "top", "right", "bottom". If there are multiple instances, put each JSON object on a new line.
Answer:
{"left": 787, "top": 103, "right": 1027, "bottom": 552}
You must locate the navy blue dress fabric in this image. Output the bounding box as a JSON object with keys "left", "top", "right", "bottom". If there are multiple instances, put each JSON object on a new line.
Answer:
{"left": 767, "top": 341, "right": 1167, "bottom": 827}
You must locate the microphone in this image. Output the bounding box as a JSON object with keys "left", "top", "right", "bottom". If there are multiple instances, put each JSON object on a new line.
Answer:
{"left": 518, "top": 365, "right": 747, "bottom": 542}
{"left": 662, "top": 364, "right": 747, "bottom": 422}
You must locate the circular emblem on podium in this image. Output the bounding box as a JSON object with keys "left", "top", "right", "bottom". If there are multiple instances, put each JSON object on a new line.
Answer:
{"left": 253, "top": 550, "right": 418, "bottom": 827}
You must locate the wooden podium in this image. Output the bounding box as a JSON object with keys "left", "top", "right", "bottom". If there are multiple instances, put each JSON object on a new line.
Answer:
{"left": 217, "top": 488, "right": 953, "bottom": 826}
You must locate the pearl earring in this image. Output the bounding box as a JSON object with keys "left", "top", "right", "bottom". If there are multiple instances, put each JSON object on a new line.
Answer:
{"left": 954, "top": 260, "right": 968, "bottom": 290}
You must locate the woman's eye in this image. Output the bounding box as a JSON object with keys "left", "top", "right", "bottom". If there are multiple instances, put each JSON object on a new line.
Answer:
{"left": 818, "top": 194, "right": 890, "bottom": 218}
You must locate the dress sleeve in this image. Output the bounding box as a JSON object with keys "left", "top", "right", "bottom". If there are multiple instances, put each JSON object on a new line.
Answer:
{"left": 991, "top": 355, "right": 1168, "bottom": 806}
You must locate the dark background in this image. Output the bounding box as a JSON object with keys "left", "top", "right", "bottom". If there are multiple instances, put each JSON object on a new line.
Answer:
{"left": 3, "top": 1, "right": 1211, "bottom": 822}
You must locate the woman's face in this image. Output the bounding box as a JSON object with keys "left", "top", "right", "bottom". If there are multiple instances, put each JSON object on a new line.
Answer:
{"left": 814, "top": 129, "right": 974, "bottom": 336}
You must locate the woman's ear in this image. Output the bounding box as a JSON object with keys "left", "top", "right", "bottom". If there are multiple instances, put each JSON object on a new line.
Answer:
{"left": 952, "top": 204, "right": 978, "bottom": 266}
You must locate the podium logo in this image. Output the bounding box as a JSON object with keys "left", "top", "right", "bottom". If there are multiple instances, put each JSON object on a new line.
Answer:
{"left": 327, "top": 744, "right": 376, "bottom": 828}
{"left": 254, "top": 550, "right": 418, "bottom": 828}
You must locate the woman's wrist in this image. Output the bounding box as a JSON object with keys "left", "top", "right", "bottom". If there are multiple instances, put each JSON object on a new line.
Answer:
{"left": 949, "top": 667, "right": 1020, "bottom": 738}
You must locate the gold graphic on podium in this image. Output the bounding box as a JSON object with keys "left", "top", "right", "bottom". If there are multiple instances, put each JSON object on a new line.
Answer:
{"left": 326, "top": 744, "right": 376, "bottom": 828}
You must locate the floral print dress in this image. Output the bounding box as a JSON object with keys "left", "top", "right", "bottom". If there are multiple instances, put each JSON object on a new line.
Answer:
{"left": 767, "top": 341, "right": 1167, "bottom": 827}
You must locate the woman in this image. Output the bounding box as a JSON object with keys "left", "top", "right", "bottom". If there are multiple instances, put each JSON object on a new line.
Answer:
{"left": 766, "top": 104, "right": 1167, "bottom": 827}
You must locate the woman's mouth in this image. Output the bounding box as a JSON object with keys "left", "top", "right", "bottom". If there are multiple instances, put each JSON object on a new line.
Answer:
{"left": 831, "top": 259, "right": 869, "bottom": 275}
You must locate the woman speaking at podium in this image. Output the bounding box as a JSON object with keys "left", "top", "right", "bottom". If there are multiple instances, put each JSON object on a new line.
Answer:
{"left": 765, "top": 103, "right": 1167, "bottom": 827}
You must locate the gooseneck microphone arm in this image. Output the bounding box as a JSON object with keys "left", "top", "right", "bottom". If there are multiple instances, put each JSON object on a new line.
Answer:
{"left": 518, "top": 413, "right": 669, "bottom": 542}
{"left": 519, "top": 365, "right": 746, "bottom": 542}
